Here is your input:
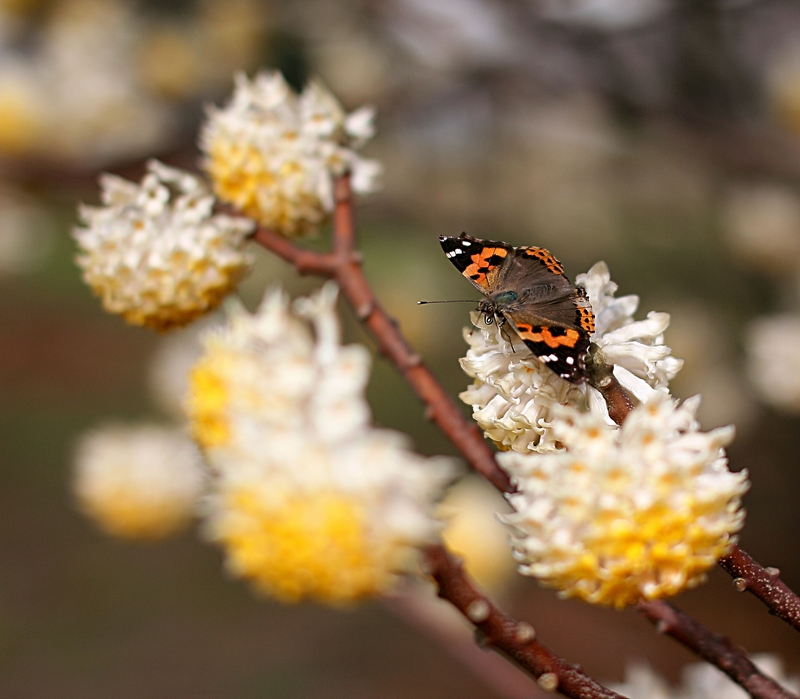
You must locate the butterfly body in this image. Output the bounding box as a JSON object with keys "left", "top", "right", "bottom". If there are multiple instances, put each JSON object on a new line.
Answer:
{"left": 439, "top": 233, "right": 595, "bottom": 384}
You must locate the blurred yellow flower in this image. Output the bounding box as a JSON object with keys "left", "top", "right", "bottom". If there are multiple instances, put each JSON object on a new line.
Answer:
{"left": 73, "top": 424, "right": 204, "bottom": 540}
{"left": 189, "top": 284, "right": 452, "bottom": 604}
{"left": 200, "top": 71, "right": 380, "bottom": 237}
{"left": 440, "top": 478, "right": 516, "bottom": 596}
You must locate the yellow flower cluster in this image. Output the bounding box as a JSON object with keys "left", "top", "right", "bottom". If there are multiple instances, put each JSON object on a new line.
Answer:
{"left": 74, "top": 160, "right": 254, "bottom": 331}
{"left": 187, "top": 284, "right": 451, "bottom": 604}
{"left": 500, "top": 395, "right": 748, "bottom": 607}
{"left": 73, "top": 423, "right": 204, "bottom": 540}
{"left": 200, "top": 71, "right": 380, "bottom": 237}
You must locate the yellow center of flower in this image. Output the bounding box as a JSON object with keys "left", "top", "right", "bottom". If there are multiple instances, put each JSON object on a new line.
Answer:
{"left": 548, "top": 498, "right": 732, "bottom": 608}
{"left": 203, "top": 139, "right": 325, "bottom": 237}
{"left": 216, "top": 488, "right": 401, "bottom": 603}
{"left": 80, "top": 487, "right": 192, "bottom": 540}
{"left": 188, "top": 352, "right": 233, "bottom": 449}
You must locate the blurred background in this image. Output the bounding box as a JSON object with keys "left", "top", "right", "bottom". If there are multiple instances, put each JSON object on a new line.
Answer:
{"left": 3, "top": 0, "right": 800, "bottom": 696}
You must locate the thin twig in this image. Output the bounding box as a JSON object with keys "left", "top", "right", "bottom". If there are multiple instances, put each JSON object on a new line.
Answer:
{"left": 718, "top": 545, "right": 800, "bottom": 633}
{"left": 427, "top": 545, "right": 625, "bottom": 699}
{"left": 637, "top": 600, "right": 797, "bottom": 699}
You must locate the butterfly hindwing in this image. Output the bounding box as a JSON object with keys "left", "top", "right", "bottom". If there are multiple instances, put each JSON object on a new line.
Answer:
{"left": 511, "top": 318, "right": 591, "bottom": 383}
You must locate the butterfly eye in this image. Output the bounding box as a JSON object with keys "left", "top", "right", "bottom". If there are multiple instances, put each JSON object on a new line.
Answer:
{"left": 484, "top": 314, "right": 494, "bottom": 326}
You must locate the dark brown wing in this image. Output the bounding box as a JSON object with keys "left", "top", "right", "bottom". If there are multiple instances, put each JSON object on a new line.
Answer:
{"left": 439, "top": 233, "right": 512, "bottom": 295}
{"left": 497, "top": 246, "right": 595, "bottom": 383}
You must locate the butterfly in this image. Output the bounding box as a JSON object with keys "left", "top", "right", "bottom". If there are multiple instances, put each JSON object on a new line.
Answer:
{"left": 439, "top": 233, "right": 595, "bottom": 384}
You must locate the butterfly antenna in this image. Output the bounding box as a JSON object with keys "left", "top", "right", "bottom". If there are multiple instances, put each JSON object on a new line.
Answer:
{"left": 417, "top": 299, "right": 475, "bottom": 305}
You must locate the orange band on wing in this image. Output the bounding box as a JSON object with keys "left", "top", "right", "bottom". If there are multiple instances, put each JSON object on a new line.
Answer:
{"left": 463, "top": 247, "right": 508, "bottom": 285}
{"left": 516, "top": 323, "right": 581, "bottom": 348}
{"left": 519, "top": 246, "right": 564, "bottom": 275}
{"left": 577, "top": 306, "right": 595, "bottom": 334}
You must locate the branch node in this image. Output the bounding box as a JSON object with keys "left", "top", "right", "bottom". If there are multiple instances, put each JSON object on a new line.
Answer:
{"left": 473, "top": 627, "right": 491, "bottom": 648}
{"left": 537, "top": 672, "right": 559, "bottom": 692}
{"left": 466, "top": 599, "right": 490, "bottom": 623}
{"left": 423, "top": 405, "right": 435, "bottom": 421}
{"left": 403, "top": 352, "right": 423, "bottom": 369}
{"left": 766, "top": 566, "right": 781, "bottom": 577}
{"left": 355, "top": 300, "right": 374, "bottom": 320}
{"left": 656, "top": 619, "right": 672, "bottom": 634}
{"left": 733, "top": 577, "right": 748, "bottom": 592}
{"left": 515, "top": 622, "right": 536, "bottom": 643}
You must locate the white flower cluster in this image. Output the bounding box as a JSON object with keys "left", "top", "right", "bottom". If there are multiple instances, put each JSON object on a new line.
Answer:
{"left": 74, "top": 159, "right": 254, "bottom": 331}
{"left": 200, "top": 70, "right": 381, "bottom": 237}
{"left": 746, "top": 314, "right": 800, "bottom": 414}
{"left": 501, "top": 394, "right": 748, "bottom": 607}
{"left": 187, "top": 283, "right": 451, "bottom": 603}
{"left": 611, "top": 654, "right": 798, "bottom": 699}
{"left": 73, "top": 423, "right": 204, "bottom": 539}
{"left": 460, "top": 261, "right": 682, "bottom": 453}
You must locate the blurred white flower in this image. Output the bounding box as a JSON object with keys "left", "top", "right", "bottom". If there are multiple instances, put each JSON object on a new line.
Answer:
{"left": 721, "top": 183, "right": 800, "bottom": 275}
{"left": 611, "top": 654, "right": 799, "bottom": 699}
{"left": 147, "top": 316, "right": 222, "bottom": 419}
{"left": 73, "top": 423, "right": 204, "bottom": 539}
{"left": 460, "top": 261, "right": 682, "bottom": 453}
{"left": 0, "top": 183, "right": 54, "bottom": 274}
{"left": 187, "top": 283, "right": 452, "bottom": 603}
{"left": 33, "top": 0, "right": 173, "bottom": 164}
{"left": 745, "top": 313, "right": 800, "bottom": 413}
{"left": 386, "top": 0, "right": 519, "bottom": 72}
{"left": 501, "top": 393, "right": 747, "bottom": 608}
{"left": 74, "top": 159, "right": 254, "bottom": 331}
{"left": 200, "top": 70, "right": 381, "bottom": 237}
{"left": 0, "top": 57, "right": 46, "bottom": 156}
{"left": 537, "top": 0, "right": 667, "bottom": 31}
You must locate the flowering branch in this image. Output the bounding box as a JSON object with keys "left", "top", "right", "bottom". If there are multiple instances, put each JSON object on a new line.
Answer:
{"left": 587, "top": 349, "right": 800, "bottom": 638}
{"left": 249, "top": 175, "right": 796, "bottom": 699}
{"left": 636, "top": 599, "right": 797, "bottom": 699}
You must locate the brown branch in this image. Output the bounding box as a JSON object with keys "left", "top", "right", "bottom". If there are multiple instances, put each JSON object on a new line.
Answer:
{"left": 718, "top": 545, "right": 800, "bottom": 634}
{"left": 586, "top": 344, "right": 635, "bottom": 425}
{"left": 637, "top": 600, "right": 797, "bottom": 699}
{"left": 427, "top": 545, "right": 626, "bottom": 699}
{"left": 251, "top": 177, "right": 512, "bottom": 493}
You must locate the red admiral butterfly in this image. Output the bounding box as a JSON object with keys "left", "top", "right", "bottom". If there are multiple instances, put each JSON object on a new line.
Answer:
{"left": 439, "top": 233, "right": 595, "bottom": 384}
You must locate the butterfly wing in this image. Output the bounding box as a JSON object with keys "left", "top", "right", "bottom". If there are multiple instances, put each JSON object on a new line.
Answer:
{"left": 499, "top": 246, "right": 595, "bottom": 383}
{"left": 438, "top": 233, "right": 512, "bottom": 296}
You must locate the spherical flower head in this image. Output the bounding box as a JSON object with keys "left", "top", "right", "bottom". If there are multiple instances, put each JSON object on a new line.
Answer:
{"left": 187, "top": 282, "right": 452, "bottom": 604}
{"left": 745, "top": 313, "right": 800, "bottom": 414}
{"left": 73, "top": 423, "right": 205, "bottom": 539}
{"left": 199, "top": 70, "right": 381, "bottom": 237}
{"left": 73, "top": 159, "right": 255, "bottom": 331}
{"left": 500, "top": 393, "right": 748, "bottom": 608}
{"left": 460, "top": 261, "right": 683, "bottom": 453}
